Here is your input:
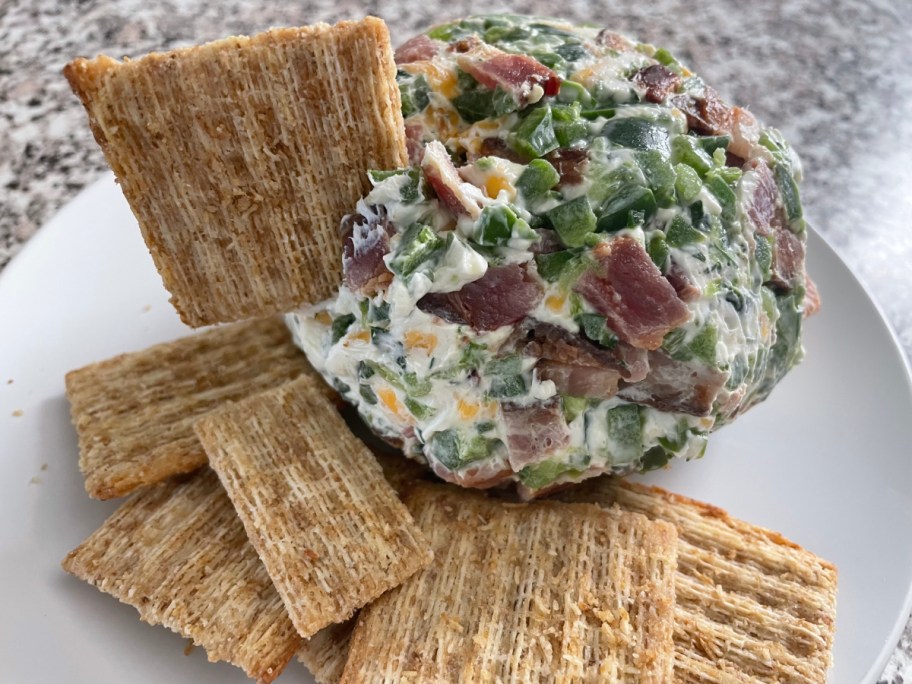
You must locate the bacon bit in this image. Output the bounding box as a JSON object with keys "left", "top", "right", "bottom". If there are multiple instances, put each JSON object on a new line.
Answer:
{"left": 728, "top": 107, "right": 760, "bottom": 160}
{"left": 531, "top": 228, "right": 563, "bottom": 255}
{"left": 430, "top": 460, "right": 513, "bottom": 489}
{"left": 418, "top": 264, "right": 543, "bottom": 332}
{"left": 341, "top": 210, "right": 394, "bottom": 296}
{"left": 395, "top": 34, "right": 442, "bottom": 64}
{"left": 672, "top": 86, "right": 733, "bottom": 136}
{"left": 470, "top": 136, "right": 531, "bottom": 164}
{"left": 665, "top": 260, "right": 701, "bottom": 302}
{"left": 404, "top": 330, "right": 438, "bottom": 353}
{"left": 618, "top": 350, "right": 727, "bottom": 417}
{"left": 574, "top": 237, "right": 692, "bottom": 350}
{"left": 502, "top": 398, "right": 571, "bottom": 470}
{"left": 803, "top": 275, "right": 821, "bottom": 318}
{"left": 544, "top": 148, "right": 588, "bottom": 187}
{"left": 377, "top": 387, "right": 406, "bottom": 420}
{"left": 536, "top": 361, "right": 622, "bottom": 400}
{"left": 405, "top": 122, "right": 427, "bottom": 165}
{"left": 545, "top": 294, "right": 565, "bottom": 313}
{"left": 594, "top": 29, "right": 635, "bottom": 52}
{"left": 421, "top": 140, "right": 484, "bottom": 219}
{"left": 453, "top": 37, "right": 560, "bottom": 106}
{"left": 633, "top": 64, "right": 681, "bottom": 104}
{"left": 457, "top": 398, "right": 480, "bottom": 420}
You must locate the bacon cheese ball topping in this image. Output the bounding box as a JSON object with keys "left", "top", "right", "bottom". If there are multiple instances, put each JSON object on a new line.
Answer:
{"left": 288, "top": 14, "right": 811, "bottom": 497}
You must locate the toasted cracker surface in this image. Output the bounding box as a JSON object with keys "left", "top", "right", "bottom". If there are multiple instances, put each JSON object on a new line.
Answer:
{"left": 65, "top": 316, "right": 323, "bottom": 500}
{"left": 62, "top": 468, "right": 301, "bottom": 683}
{"left": 342, "top": 482, "right": 677, "bottom": 683}
{"left": 298, "top": 619, "right": 357, "bottom": 684}
{"left": 561, "top": 478, "right": 838, "bottom": 683}
{"left": 64, "top": 18, "right": 407, "bottom": 326}
{"left": 195, "top": 376, "right": 432, "bottom": 639}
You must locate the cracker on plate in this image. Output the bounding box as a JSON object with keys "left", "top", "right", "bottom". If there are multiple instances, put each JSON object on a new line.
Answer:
{"left": 62, "top": 468, "right": 301, "bottom": 683}
{"left": 342, "top": 482, "right": 678, "bottom": 683}
{"left": 64, "top": 18, "right": 408, "bottom": 327}
{"left": 560, "top": 478, "right": 838, "bottom": 683}
{"left": 194, "top": 376, "right": 433, "bottom": 639}
{"left": 65, "top": 316, "right": 325, "bottom": 500}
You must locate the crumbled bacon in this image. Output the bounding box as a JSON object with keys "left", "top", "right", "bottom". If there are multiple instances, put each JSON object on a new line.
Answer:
{"left": 502, "top": 398, "right": 571, "bottom": 470}
{"left": 430, "top": 460, "right": 513, "bottom": 489}
{"left": 618, "top": 350, "right": 728, "bottom": 416}
{"left": 536, "top": 361, "right": 623, "bottom": 399}
{"left": 574, "top": 237, "right": 692, "bottom": 350}
{"left": 421, "top": 140, "right": 484, "bottom": 219}
{"left": 453, "top": 36, "right": 560, "bottom": 105}
{"left": 728, "top": 106, "right": 760, "bottom": 160}
{"left": 341, "top": 209, "right": 394, "bottom": 295}
{"left": 633, "top": 64, "right": 681, "bottom": 104}
{"left": 672, "top": 86, "right": 733, "bottom": 136}
{"left": 469, "top": 136, "right": 530, "bottom": 164}
{"left": 544, "top": 148, "right": 588, "bottom": 187}
{"left": 665, "top": 260, "right": 701, "bottom": 302}
{"left": 530, "top": 228, "right": 563, "bottom": 255}
{"left": 418, "top": 264, "right": 543, "bottom": 331}
{"left": 803, "top": 275, "right": 821, "bottom": 318}
{"left": 395, "top": 34, "right": 442, "bottom": 64}
{"left": 594, "top": 29, "right": 635, "bottom": 52}
{"left": 405, "top": 122, "right": 427, "bottom": 165}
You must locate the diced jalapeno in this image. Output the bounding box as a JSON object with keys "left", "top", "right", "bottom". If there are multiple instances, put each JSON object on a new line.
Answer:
{"left": 561, "top": 395, "right": 589, "bottom": 424}
{"left": 534, "top": 250, "right": 577, "bottom": 282}
{"left": 673, "top": 163, "right": 703, "bottom": 204}
{"left": 359, "top": 384, "right": 378, "bottom": 405}
{"left": 554, "top": 42, "right": 589, "bottom": 61}
{"left": 671, "top": 135, "right": 713, "bottom": 177}
{"left": 485, "top": 353, "right": 523, "bottom": 376}
{"left": 657, "top": 419, "right": 691, "bottom": 452}
{"left": 428, "top": 429, "right": 496, "bottom": 470}
{"left": 519, "top": 459, "right": 581, "bottom": 489}
{"left": 547, "top": 196, "right": 597, "bottom": 247}
{"left": 509, "top": 106, "right": 559, "bottom": 158}
{"left": 575, "top": 313, "right": 618, "bottom": 349}
{"left": 698, "top": 135, "right": 731, "bottom": 156}
{"left": 551, "top": 103, "right": 588, "bottom": 147}
{"left": 330, "top": 314, "right": 356, "bottom": 344}
{"left": 404, "top": 396, "right": 436, "bottom": 420}
{"left": 557, "top": 80, "right": 591, "bottom": 104}
{"left": 688, "top": 324, "right": 718, "bottom": 365}
{"left": 516, "top": 159, "right": 560, "bottom": 200}
{"left": 647, "top": 232, "right": 669, "bottom": 270}
{"left": 641, "top": 446, "right": 672, "bottom": 470}
{"left": 474, "top": 205, "right": 515, "bottom": 245}
{"left": 755, "top": 234, "right": 773, "bottom": 282}
{"left": 489, "top": 374, "right": 527, "bottom": 398}
{"left": 606, "top": 404, "right": 643, "bottom": 462}
{"left": 596, "top": 186, "right": 657, "bottom": 232}
{"left": 368, "top": 167, "right": 423, "bottom": 203}
{"left": 388, "top": 223, "right": 444, "bottom": 277}
{"left": 666, "top": 214, "right": 706, "bottom": 248}
{"left": 601, "top": 118, "right": 671, "bottom": 154}
{"left": 399, "top": 74, "right": 431, "bottom": 118}
{"left": 653, "top": 47, "right": 680, "bottom": 69}
{"left": 704, "top": 171, "right": 737, "bottom": 223}
{"left": 773, "top": 163, "right": 803, "bottom": 225}
{"left": 636, "top": 150, "right": 676, "bottom": 205}
{"left": 452, "top": 73, "right": 517, "bottom": 123}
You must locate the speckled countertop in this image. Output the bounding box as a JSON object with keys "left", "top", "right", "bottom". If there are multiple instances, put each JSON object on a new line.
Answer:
{"left": 2, "top": 0, "right": 911, "bottom": 679}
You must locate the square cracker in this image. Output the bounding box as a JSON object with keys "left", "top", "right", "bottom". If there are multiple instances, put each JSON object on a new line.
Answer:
{"left": 64, "top": 18, "right": 408, "bottom": 326}
{"left": 298, "top": 620, "right": 357, "bottom": 684}
{"left": 62, "top": 468, "right": 301, "bottom": 683}
{"left": 560, "top": 478, "right": 838, "bottom": 683}
{"left": 342, "top": 482, "right": 678, "bottom": 683}
{"left": 194, "top": 376, "right": 433, "bottom": 639}
{"left": 65, "top": 316, "right": 325, "bottom": 500}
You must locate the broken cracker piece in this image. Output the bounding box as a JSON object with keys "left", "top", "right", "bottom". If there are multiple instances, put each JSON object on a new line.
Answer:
{"left": 65, "top": 316, "right": 324, "bottom": 500}
{"left": 64, "top": 18, "right": 408, "bottom": 326}
{"left": 194, "top": 376, "right": 432, "bottom": 639}
{"left": 560, "top": 478, "right": 838, "bottom": 684}
{"left": 342, "top": 482, "right": 678, "bottom": 683}
{"left": 298, "top": 619, "right": 356, "bottom": 684}
{"left": 62, "top": 468, "right": 301, "bottom": 683}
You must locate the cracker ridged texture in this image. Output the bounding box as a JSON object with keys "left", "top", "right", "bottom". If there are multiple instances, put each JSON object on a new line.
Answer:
{"left": 63, "top": 18, "right": 408, "bottom": 327}
{"left": 298, "top": 619, "right": 357, "bottom": 684}
{"left": 342, "top": 482, "right": 678, "bottom": 684}
{"left": 62, "top": 468, "right": 301, "bottom": 683}
{"left": 194, "top": 375, "right": 433, "bottom": 639}
{"left": 65, "top": 316, "right": 324, "bottom": 500}
{"left": 560, "top": 478, "right": 838, "bottom": 684}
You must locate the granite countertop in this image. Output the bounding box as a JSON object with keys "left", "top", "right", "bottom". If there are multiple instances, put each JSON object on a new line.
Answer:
{"left": 2, "top": 0, "right": 910, "bottom": 678}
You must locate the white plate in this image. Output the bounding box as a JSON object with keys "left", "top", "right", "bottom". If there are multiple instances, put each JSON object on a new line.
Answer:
{"left": 2, "top": 174, "right": 911, "bottom": 683}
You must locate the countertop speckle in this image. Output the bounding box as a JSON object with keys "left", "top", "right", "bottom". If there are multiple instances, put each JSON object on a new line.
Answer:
{"left": 2, "top": 0, "right": 911, "bottom": 679}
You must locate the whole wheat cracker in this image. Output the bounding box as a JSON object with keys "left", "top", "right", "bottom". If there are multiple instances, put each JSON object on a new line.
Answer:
{"left": 62, "top": 468, "right": 301, "bottom": 683}
{"left": 194, "top": 375, "right": 433, "bottom": 639}
{"left": 298, "top": 620, "right": 357, "bottom": 684}
{"left": 342, "top": 481, "right": 678, "bottom": 684}
{"left": 65, "top": 316, "right": 327, "bottom": 500}
{"left": 559, "top": 478, "right": 838, "bottom": 684}
{"left": 64, "top": 18, "right": 408, "bottom": 327}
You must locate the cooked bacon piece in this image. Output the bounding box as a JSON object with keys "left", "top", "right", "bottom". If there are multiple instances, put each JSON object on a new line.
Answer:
{"left": 502, "top": 398, "right": 571, "bottom": 470}
{"left": 341, "top": 209, "right": 394, "bottom": 295}
{"left": 575, "top": 237, "right": 692, "bottom": 350}
{"left": 728, "top": 106, "right": 760, "bottom": 160}
{"left": 429, "top": 460, "right": 513, "bottom": 489}
{"left": 594, "top": 29, "right": 635, "bottom": 52}
{"left": 544, "top": 148, "right": 588, "bottom": 187}
{"left": 618, "top": 350, "right": 728, "bottom": 416}
{"left": 469, "top": 136, "right": 530, "bottom": 164}
{"left": 672, "top": 86, "right": 732, "bottom": 136}
{"left": 394, "top": 34, "right": 441, "bottom": 64}
{"left": 665, "top": 260, "right": 701, "bottom": 302}
{"left": 510, "top": 321, "right": 648, "bottom": 385}
{"left": 418, "top": 264, "right": 543, "bottom": 331}
{"left": 745, "top": 160, "right": 805, "bottom": 290}
{"left": 421, "top": 140, "right": 484, "bottom": 219}
{"left": 536, "top": 361, "right": 622, "bottom": 399}
{"left": 530, "top": 228, "right": 563, "bottom": 255}
{"left": 803, "top": 275, "right": 821, "bottom": 318}
{"left": 453, "top": 37, "right": 560, "bottom": 105}
{"left": 405, "top": 122, "right": 427, "bottom": 165}
{"left": 633, "top": 64, "right": 681, "bottom": 104}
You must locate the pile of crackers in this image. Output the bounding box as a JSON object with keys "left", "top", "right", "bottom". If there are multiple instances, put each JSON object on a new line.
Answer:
{"left": 62, "top": 17, "right": 838, "bottom": 683}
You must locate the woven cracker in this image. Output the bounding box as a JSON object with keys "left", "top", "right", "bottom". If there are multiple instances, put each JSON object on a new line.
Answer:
{"left": 561, "top": 478, "right": 838, "bottom": 683}
{"left": 194, "top": 376, "right": 433, "bottom": 639}
{"left": 65, "top": 316, "right": 324, "bottom": 500}
{"left": 64, "top": 18, "right": 408, "bottom": 327}
{"left": 62, "top": 468, "right": 301, "bottom": 683}
{"left": 298, "top": 619, "right": 357, "bottom": 684}
{"left": 342, "top": 482, "right": 678, "bottom": 683}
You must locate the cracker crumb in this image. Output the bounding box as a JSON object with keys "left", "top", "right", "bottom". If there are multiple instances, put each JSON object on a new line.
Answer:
{"left": 41, "top": 463, "right": 48, "bottom": 471}
{"left": 141, "top": 305, "right": 152, "bottom": 313}
{"left": 12, "top": 409, "right": 24, "bottom": 417}
{"left": 183, "top": 641, "right": 195, "bottom": 656}
{"left": 29, "top": 476, "right": 41, "bottom": 485}
{"left": 6, "top": 379, "right": 12, "bottom": 385}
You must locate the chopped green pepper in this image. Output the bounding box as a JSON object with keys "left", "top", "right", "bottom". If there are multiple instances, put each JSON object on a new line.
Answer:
{"left": 388, "top": 223, "right": 444, "bottom": 277}
{"left": 509, "top": 106, "right": 559, "bottom": 158}
{"left": 516, "top": 159, "right": 560, "bottom": 200}
{"left": 596, "top": 185, "right": 657, "bottom": 232}
{"left": 601, "top": 118, "right": 671, "bottom": 154}
{"left": 330, "top": 314, "right": 356, "bottom": 344}
{"left": 547, "top": 196, "right": 597, "bottom": 247}
{"left": 575, "top": 313, "right": 618, "bottom": 349}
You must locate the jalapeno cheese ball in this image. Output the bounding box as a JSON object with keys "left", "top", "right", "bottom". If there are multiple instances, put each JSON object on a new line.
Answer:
{"left": 288, "top": 14, "right": 811, "bottom": 497}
